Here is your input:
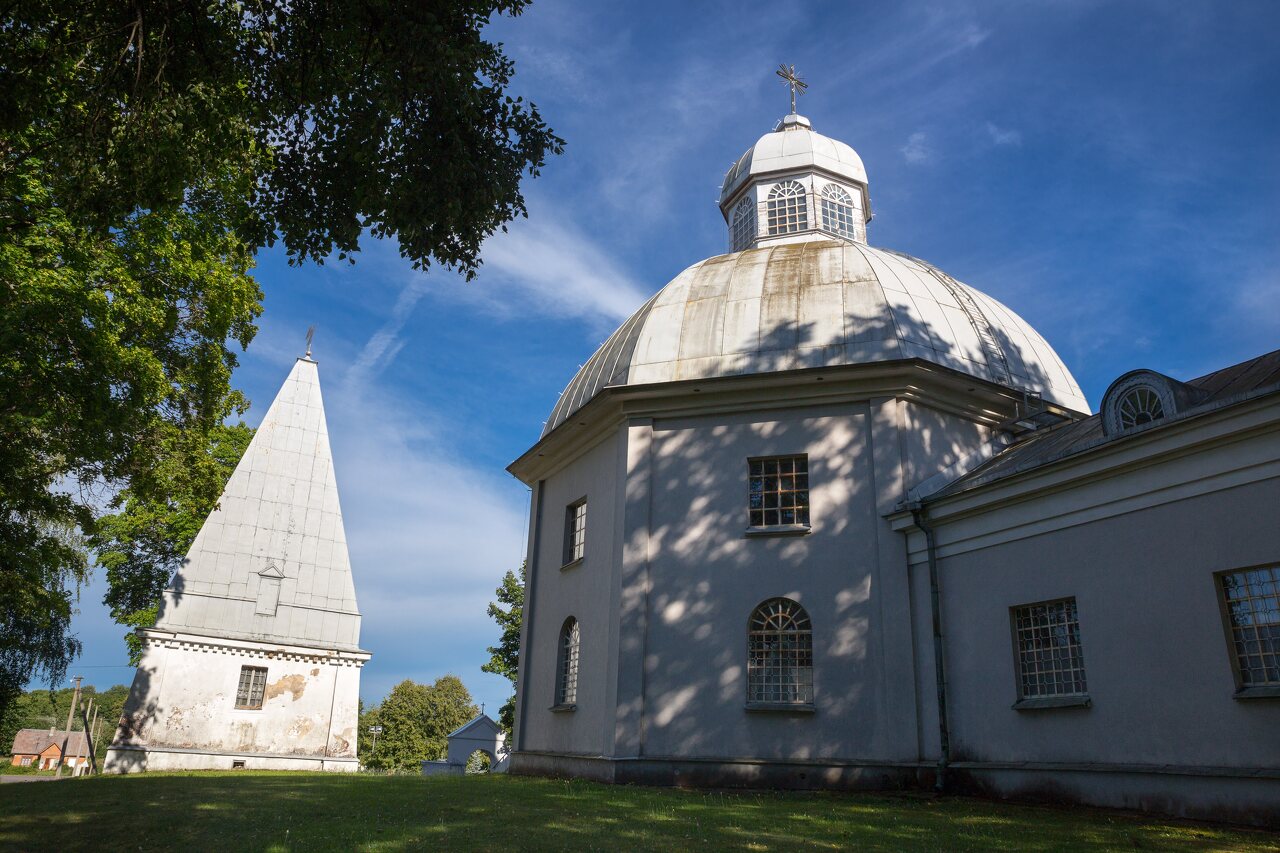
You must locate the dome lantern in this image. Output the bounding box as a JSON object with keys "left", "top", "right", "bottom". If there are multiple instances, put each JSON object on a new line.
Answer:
{"left": 720, "top": 68, "right": 872, "bottom": 253}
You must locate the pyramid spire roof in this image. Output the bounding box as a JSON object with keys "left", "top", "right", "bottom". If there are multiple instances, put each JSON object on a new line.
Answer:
{"left": 154, "top": 356, "right": 363, "bottom": 651}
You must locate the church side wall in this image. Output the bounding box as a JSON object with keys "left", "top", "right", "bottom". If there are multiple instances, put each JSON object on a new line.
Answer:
{"left": 517, "top": 428, "right": 622, "bottom": 758}
{"left": 620, "top": 403, "right": 904, "bottom": 763}
{"left": 916, "top": 415, "right": 1280, "bottom": 823}
{"left": 105, "top": 637, "right": 361, "bottom": 772}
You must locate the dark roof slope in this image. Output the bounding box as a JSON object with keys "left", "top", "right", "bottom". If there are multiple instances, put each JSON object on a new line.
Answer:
{"left": 10, "top": 728, "right": 89, "bottom": 756}
{"left": 931, "top": 348, "right": 1280, "bottom": 500}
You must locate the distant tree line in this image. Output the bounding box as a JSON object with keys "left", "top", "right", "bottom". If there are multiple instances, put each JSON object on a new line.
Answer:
{"left": 1, "top": 684, "right": 129, "bottom": 768}
{"left": 358, "top": 676, "right": 478, "bottom": 773}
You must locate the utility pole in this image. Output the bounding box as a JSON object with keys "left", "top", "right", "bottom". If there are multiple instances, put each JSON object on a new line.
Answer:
{"left": 86, "top": 702, "right": 100, "bottom": 775}
{"left": 56, "top": 676, "right": 82, "bottom": 778}
{"left": 71, "top": 698, "right": 91, "bottom": 776}
{"left": 92, "top": 714, "right": 104, "bottom": 773}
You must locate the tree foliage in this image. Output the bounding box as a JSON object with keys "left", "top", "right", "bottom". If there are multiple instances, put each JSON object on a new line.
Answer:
{"left": 481, "top": 564, "right": 525, "bottom": 735}
{"left": 370, "top": 677, "right": 478, "bottom": 772}
{"left": 2, "top": 0, "right": 563, "bottom": 275}
{"left": 1, "top": 1, "right": 559, "bottom": 721}
{"left": 90, "top": 423, "right": 255, "bottom": 664}
{"left": 0, "top": 155, "right": 260, "bottom": 722}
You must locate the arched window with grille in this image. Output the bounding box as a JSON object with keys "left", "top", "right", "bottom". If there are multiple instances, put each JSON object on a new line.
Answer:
{"left": 730, "top": 196, "right": 757, "bottom": 251}
{"left": 766, "top": 180, "right": 807, "bottom": 235}
{"left": 747, "top": 598, "right": 813, "bottom": 706}
{"left": 555, "top": 617, "right": 580, "bottom": 707}
{"left": 819, "top": 184, "right": 857, "bottom": 239}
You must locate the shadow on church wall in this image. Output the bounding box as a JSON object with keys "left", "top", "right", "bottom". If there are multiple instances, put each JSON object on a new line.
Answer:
{"left": 529, "top": 281, "right": 1059, "bottom": 765}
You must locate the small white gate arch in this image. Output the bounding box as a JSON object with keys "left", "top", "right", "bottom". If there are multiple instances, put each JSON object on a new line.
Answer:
{"left": 421, "top": 713, "right": 508, "bottom": 776}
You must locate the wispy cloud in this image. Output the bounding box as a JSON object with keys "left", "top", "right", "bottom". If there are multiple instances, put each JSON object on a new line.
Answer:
{"left": 902, "top": 131, "right": 933, "bottom": 164}
{"left": 986, "top": 121, "right": 1022, "bottom": 146}
{"left": 458, "top": 206, "right": 651, "bottom": 327}
{"left": 324, "top": 375, "right": 527, "bottom": 706}
{"left": 347, "top": 278, "right": 432, "bottom": 386}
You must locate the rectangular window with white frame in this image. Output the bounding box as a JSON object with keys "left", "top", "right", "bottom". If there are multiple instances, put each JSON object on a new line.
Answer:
{"left": 1217, "top": 565, "right": 1280, "bottom": 697}
{"left": 748, "top": 455, "right": 810, "bottom": 529}
{"left": 563, "top": 498, "right": 587, "bottom": 566}
{"left": 235, "top": 665, "right": 268, "bottom": 710}
{"left": 1010, "top": 597, "right": 1090, "bottom": 709}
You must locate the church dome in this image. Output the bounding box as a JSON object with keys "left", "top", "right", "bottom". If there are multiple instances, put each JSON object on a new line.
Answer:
{"left": 544, "top": 240, "right": 1089, "bottom": 435}
{"left": 720, "top": 114, "right": 869, "bottom": 208}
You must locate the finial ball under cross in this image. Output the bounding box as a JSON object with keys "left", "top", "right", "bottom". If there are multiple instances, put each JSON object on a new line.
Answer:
{"left": 305, "top": 325, "right": 315, "bottom": 358}
{"left": 776, "top": 64, "right": 808, "bottom": 115}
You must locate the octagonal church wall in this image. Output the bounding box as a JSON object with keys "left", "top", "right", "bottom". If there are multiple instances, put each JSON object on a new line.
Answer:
{"left": 517, "top": 391, "right": 996, "bottom": 764}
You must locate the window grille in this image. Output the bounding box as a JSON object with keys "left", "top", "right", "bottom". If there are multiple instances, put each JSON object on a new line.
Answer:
{"left": 1117, "top": 386, "right": 1165, "bottom": 428}
{"left": 748, "top": 456, "right": 809, "bottom": 527}
{"left": 748, "top": 598, "right": 813, "bottom": 704}
{"left": 235, "top": 666, "right": 268, "bottom": 710}
{"left": 556, "top": 618, "right": 580, "bottom": 706}
{"left": 20, "top": 757, "right": 32, "bottom": 766}
{"left": 766, "top": 180, "right": 807, "bottom": 235}
{"left": 819, "top": 184, "right": 857, "bottom": 239}
{"left": 1219, "top": 566, "right": 1280, "bottom": 687}
{"left": 563, "top": 499, "right": 587, "bottom": 564}
{"left": 731, "top": 197, "right": 757, "bottom": 252}
{"left": 1011, "top": 598, "right": 1088, "bottom": 698}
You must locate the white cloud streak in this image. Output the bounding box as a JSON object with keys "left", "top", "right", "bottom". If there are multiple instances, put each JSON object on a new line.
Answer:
{"left": 327, "top": 353, "right": 528, "bottom": 709}
{"left": 902, "top": 131, "right": 933, "bottom": 164}
{"left": 986, "top": 121, "right": 1023, "bottom": 146}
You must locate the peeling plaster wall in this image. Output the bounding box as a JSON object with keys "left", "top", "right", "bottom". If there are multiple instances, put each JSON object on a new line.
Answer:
{"left": 105, "top": 637, "right": 361, "bottom": 773}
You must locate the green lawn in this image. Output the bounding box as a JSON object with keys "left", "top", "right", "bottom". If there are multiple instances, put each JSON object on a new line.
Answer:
{"left": 0, "top": 772, "right": 1275, "bottom": 852}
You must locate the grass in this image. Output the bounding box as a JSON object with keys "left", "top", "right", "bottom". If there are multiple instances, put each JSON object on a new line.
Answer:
{"left": 0, "top": 772, "right": 1276, "bottom": 852}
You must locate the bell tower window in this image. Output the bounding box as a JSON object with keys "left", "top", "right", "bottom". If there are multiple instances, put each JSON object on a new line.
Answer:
{"left": 730, "top": 197, "right": 756, "bottom": 252}
{"left": 766, "top": 180, "right": 807, "bottom": 235}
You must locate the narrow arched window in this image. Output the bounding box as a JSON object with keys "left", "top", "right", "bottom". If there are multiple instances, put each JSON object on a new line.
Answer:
{"left": 748, "top": 598, "right": 813, "bottom": 705}
{"left": 1117, "top": 386, "right": 1165, "bottom": 428}
{"left": 819, "top": 184, "right": 857, "bottom": 239}
{"left": 766, "top": 180, "right": 807, "bottom": 235}
{"left": 730, "top": 197, "right": 756, "bottom": 252}
{"left": 555, "top": 617, "right": 580, "bottom": 707}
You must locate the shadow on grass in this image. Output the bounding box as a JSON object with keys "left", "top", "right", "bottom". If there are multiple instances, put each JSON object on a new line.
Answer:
{"left": 0, "top": 773, "right": 1274, "bottom": 852}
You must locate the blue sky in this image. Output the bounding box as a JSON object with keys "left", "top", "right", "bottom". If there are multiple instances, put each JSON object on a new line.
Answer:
{"left": 64, "top": 0, "right": 1280, "bottom": 714}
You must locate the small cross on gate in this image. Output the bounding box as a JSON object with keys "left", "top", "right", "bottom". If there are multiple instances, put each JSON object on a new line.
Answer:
{"left": 776, "top": 64, "right": 808, "bottom": 114}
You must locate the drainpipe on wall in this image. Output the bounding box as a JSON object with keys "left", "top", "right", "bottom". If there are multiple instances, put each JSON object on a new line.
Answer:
{"left": 908, "top": 501, "right": 950, "bottom": 793}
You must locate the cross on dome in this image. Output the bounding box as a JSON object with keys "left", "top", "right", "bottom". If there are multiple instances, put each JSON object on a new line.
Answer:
{"left": 776, "top": 64, "right": 807, "bottom": 115}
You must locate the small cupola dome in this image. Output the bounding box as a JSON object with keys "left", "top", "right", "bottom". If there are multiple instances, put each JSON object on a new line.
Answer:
{"left": 719, "top": 68, "right": 871, "bottom": 252}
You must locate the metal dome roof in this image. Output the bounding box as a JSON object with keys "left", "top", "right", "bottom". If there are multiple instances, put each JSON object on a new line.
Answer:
{"left": 544, "top": 240, "right": 1089, "bottom": 436}
{"left": 720, "top": 115, "right": 869, "bottom": 207}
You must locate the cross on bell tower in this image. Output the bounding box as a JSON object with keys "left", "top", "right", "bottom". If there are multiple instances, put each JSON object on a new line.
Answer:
{"left": 776, "top": 64, "right": 808, "bottom": 115}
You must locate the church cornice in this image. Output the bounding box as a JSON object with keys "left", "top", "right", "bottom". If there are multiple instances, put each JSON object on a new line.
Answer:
{"left": 510, "top": 358, "right": 1043, "bottom": 483}
{"left": 137, "top": 627, "right": 371, "bottom": 665}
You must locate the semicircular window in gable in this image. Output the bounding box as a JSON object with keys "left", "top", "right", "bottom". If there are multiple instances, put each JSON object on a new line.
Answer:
{"left": 1117, "top": 385, "right": 1166, "bottom": 428}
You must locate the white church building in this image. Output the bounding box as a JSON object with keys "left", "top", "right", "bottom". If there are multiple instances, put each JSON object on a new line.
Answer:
{"left": 506, "top": 106, "right": 1280, "bottom": 825}
{"left": 105, "top": 354, "right": 369, "bottom": 772}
